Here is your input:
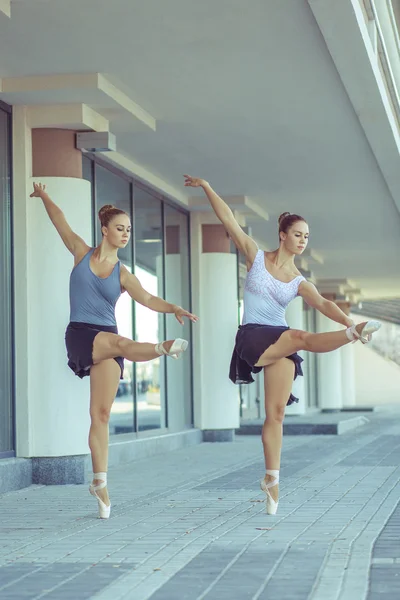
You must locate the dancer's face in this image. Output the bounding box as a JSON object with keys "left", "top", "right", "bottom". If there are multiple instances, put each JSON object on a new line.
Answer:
{"left": 103, "top": 214, "right": 132, "bottom": 248}
{"left": 280, "top": 221, "right": 309, "bottom": 255}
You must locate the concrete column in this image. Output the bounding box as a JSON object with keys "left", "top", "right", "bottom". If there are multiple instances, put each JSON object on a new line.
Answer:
{"left": 190, "top": 215, "right": 240, "bottom": 441}
{"left": 341, "top": 343, "right": 356, "bottom": 408}
{"left": 316, "top": 312, "right": 343, "bottom": 411}
{"left": 337, "top": 300, "right": 356, "bottom": 408}
{"left": 285, "top": 296, "right": 307, "bottom": 415}
{"left": 14, "top": 115, "right": 92, "bottom": 482}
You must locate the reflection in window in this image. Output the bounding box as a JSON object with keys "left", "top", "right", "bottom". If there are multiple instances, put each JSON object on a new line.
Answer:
{"left": 164, "top": 206, "right": 193, "bottom": 430}
{"left": 135, "top": 266, "right": 162, "bottom": 430}
{"left": 112, "top": 265, "right": 134, "bottom": 434}
{"left": 134, "top": 186, "right": 164, "bottom": 431}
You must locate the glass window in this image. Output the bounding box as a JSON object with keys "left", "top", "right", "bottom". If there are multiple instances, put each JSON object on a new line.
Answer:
{"left": 95, "top": 165, "right": 134, "bottom": 434}
{"left": 86, "top": 156, "right": 193, "bottom": 436}
{"left": 164, "top": 205, "right": 193, "bottom": 430}
{"left": 134, "top": 186, "right": 165, "bottom": 432}
{"left": 0, "top": 105, "right": 13, "bottom": 453}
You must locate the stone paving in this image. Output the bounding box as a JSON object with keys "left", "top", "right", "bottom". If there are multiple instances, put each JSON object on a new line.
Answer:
{"left": 1, "top": 407, "right": 400, "bottom": 600}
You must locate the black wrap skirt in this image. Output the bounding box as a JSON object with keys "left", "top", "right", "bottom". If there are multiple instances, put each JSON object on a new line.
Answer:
{"left": 65, "top": 321, "right": 124, "bottom": 379}
{"left": 229, "top": 323, "right": 303, "bottom": 406}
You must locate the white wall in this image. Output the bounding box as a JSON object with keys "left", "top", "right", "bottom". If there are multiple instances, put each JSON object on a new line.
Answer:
{"left": 354, "top": 341, "right": 400, "bottom": 405}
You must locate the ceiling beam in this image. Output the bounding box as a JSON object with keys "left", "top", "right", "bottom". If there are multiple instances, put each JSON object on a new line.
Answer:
{"left": 308, "top": 0, "right": 400, "bottom": 215}
{"left": 0, "top": 1, "right": 10, "bottom": 18}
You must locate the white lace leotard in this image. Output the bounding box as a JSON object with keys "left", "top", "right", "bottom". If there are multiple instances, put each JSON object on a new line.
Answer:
{"left": 242, "top": 249, "right": 306, "bottom": 327}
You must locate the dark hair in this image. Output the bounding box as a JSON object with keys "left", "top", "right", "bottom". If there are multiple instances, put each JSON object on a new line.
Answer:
{"left": 278, "top": 212, "right": 307, "bottom": 237}
{"left": 98, "top": 204, "right": 128, "bottom": 229}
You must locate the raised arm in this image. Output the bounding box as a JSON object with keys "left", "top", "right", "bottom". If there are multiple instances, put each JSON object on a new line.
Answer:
{"left": 184, "top": 175, "right": 258, "bottom": 264}
{"left": 298, "top": 281, "right": 353, "bottom": 327}
{"left": 30, "top": 183, "right": 90, "bottom": 259}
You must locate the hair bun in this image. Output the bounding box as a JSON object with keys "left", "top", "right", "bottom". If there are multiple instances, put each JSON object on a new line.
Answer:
{"left": 98, "top": 204, "right": 115, "bottom": 220}
{"left": 278, "top": 212, "right": 291, "bottom": 225}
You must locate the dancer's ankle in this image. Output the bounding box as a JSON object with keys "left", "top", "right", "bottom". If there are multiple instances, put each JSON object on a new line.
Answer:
{"left": 355, "top": 322, "right": 367, "bottom": 335}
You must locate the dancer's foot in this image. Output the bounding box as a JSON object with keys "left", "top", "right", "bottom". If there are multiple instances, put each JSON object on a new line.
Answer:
{"left": 260, "top": 470, "right": 279, "bottom": 515}
{"left": 89, "top": 472, "right": 111, "bottom": 519}
{"left": 92, "top": 480, "right": 110, "bottom": 506}
{"left": 346, "top": 320, "right": 381, "bottom": 344}
{"left": 155, "top": 338, "right": 188, "bottom": 359}
{"left": 161, "top": 340, "right": 175, "bottom": 353}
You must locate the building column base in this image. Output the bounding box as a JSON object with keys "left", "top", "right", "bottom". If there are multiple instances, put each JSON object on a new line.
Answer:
{"left": 202, "top": 429, "right": 235, "bottom": 443}
{"left": 32, "top": 455, "right": 90, "bottom": 485}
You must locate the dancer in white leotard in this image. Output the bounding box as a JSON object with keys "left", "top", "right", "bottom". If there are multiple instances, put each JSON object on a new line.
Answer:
{"left": 184, "top": 175, "right": 381, "bottom": 515}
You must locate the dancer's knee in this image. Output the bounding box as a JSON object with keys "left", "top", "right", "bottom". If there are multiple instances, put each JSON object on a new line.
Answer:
{"left": 90, "top": 405, "right": 111, "bottom": 425}
{"left": 288, "top": 329, "right": 308, "bottom": 351}
{"left": 115, "top": 335, "right": 130, "bottom": 355}
{"left": 265, "top": 405, "right": 286, "bottom": 425}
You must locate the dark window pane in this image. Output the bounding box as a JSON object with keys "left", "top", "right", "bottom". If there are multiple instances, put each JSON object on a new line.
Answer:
{"left": 134, "top": 186, "right": 165, "bottom": 432}
{"left": 164, "top": 206, "right": 193, "bottom": 430}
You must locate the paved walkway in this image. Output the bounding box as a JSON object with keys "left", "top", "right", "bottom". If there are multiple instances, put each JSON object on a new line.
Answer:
{"left": 1, "top": 407, "right": 400, "bottom": 600}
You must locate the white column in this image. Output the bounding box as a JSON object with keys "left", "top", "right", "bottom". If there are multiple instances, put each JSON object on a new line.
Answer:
{"left": 190, "top": 214, "right": 240, "bottom": 438}
{"left": 285, "top": 296, "right": 307, "bottom": 415}
{"left": 316, "top": 312, "right": 343, "bottom": 411}
{"left": 17, "top": 176, "right": 92, "bottom": 457}
{"left": 198, "top": 253, "right": 240, "bottom": 432}
{"left": 341, "top": 342, "right": 356, "bottom": 408}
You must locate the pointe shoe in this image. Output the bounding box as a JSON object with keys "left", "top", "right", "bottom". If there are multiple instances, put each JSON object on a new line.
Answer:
{"left": 345, "top": 320, "right": 381, "bottom": 345}
{"left": 155, "top": 338, "right": 188, "bottom": 359}
{"left": 260, "top": 470, "right": 279, "bottom": 515}
{"left": 89, "top": 472, "right": 111, "bottom": 519}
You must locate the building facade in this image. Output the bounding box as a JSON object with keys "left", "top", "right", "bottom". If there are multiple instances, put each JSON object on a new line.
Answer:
{"left": 0, "top": 108, "right": 361, "bottom": 494}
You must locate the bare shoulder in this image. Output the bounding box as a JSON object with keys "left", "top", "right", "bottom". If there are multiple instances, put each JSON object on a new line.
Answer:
{"left": 119, "top": 263, "right": 130, "bottom": 289}
{"left": 245, "top": 239, "right": 259, "bottom": 264}
{"left": 73, "top": 242, "right": 92, "bottom": 267}
{"left": 298, "top": 280, "right": 317, "bottom": 297}
{"left": 120, "top": 264, "right": 142, "bottom": 293}
{"left": 264, "top": 251, "right": 274, "bottom": 262}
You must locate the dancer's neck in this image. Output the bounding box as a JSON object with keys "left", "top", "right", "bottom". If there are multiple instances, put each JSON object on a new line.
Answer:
{"left": 270, "top": 246, "right": 295, "bottom": 270}
{"left": 94, "top": 241, "right": 119, "bottom": 263}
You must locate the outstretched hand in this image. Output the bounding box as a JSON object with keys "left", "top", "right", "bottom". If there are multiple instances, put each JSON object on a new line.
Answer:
{"left": 183, "top": 175, "right": 207, "bottom": 188}
{"left": 174, "top": 306, "right": 199, "bottom": 325}
{"left": 30, "top": 182, "right": 46, "bottom": 198}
